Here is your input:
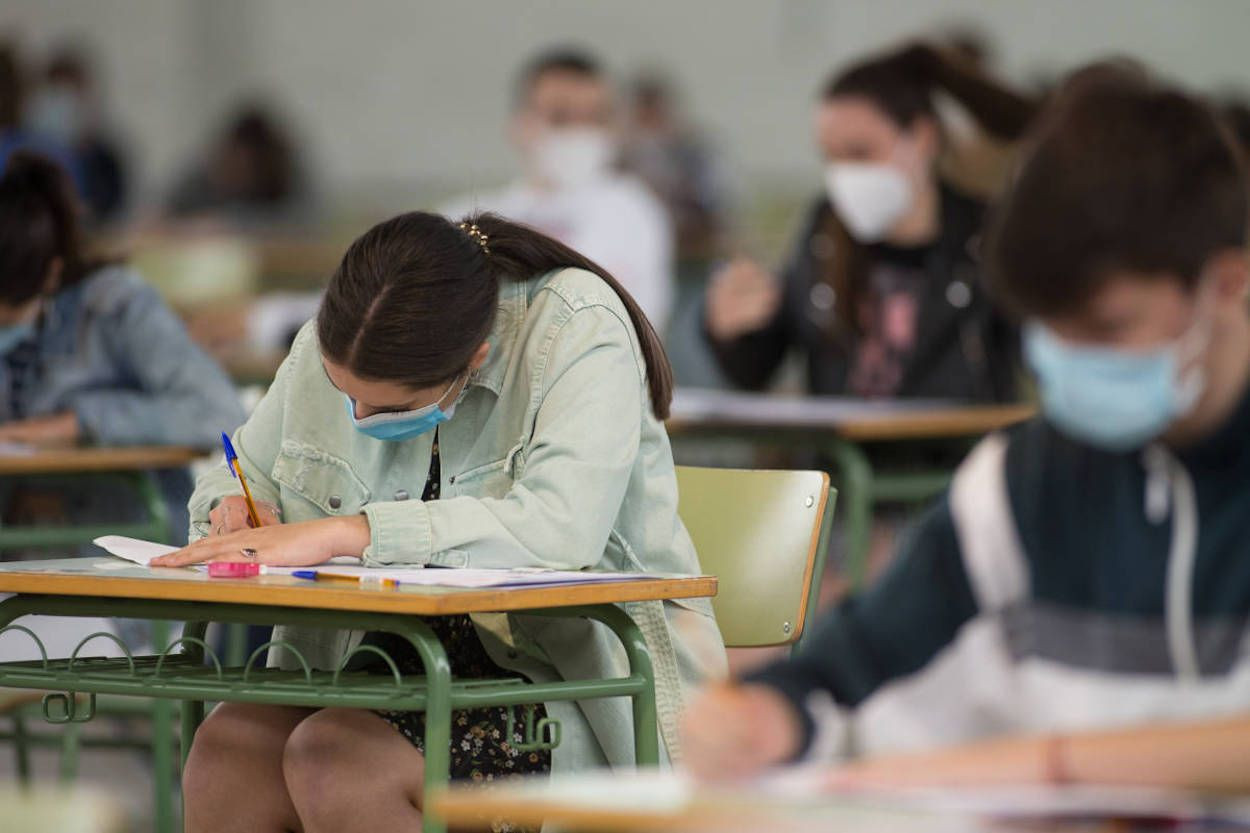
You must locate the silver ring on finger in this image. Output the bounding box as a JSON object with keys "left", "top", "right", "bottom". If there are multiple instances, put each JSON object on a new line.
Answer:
{"left": 241, "top": 548, "right": 258, "bottom": 560}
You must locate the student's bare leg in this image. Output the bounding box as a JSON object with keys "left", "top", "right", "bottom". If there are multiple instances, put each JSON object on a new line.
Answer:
{"left": 283, "top": 707, "right": 426, "bottom": 832}
{"left": 183, "top": 703, "right": 314, "bottom": 833}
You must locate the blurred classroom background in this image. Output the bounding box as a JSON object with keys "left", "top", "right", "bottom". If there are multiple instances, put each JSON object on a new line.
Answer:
{"left": 3, "top": 1, "right": 1250, "bottom": 388}
{"left": 3, "top": 2, "right": 1250, "bottom": 829}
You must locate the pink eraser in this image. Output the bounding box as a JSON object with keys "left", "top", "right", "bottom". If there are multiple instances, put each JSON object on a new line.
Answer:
{"left": 208, "top": 562, "right": 264, "bottom": 578}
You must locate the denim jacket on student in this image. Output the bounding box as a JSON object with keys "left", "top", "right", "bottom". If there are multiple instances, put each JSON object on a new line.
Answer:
{"left": 187, "top": 268, "right": 728, "bottom": 772}
{"left": 0, "top": 266, "right": 245, "bottom": 543}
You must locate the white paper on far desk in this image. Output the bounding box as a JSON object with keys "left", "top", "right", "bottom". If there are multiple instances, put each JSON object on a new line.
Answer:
{"left": 0, "top": 441, "right": 36, "bottom": 456}
{"left": 752, "top": 767, "right": 1250, "bottom": 825}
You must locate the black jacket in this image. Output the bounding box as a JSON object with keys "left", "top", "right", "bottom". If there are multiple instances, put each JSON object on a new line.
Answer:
{"left": 708, "top": 185, "right": 1018, "bottom": 401}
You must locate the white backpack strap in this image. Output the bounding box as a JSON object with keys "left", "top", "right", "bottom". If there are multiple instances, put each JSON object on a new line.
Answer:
{"left": 948, "top": 433, "right": 1031, "bottom": 612}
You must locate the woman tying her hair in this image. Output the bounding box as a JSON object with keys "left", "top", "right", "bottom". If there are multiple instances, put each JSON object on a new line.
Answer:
{"left": 705, "top": 43, "right": 1034, "bottom": 401}
{"left": 153, "top": 211, "right": 727, "bottom": 832}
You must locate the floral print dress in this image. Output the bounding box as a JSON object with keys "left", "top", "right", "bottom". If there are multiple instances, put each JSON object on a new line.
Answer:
{"left": 359, "top": 432, "right": 551, "bottom": 830}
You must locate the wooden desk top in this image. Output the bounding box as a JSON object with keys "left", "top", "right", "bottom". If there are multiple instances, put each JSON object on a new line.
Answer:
{"left": 0, "top": 445, "right": 207, "bottom": 476}
{"left": 431, "top": 773, "right": 1196, "bottom": 833}
{"left": 667, "top": 388, "right": 1034, "bottom": 442}
{"left": 429, "top": 773, "right": 992, "bottom": 833}
{"left": 0, "top": 558, "right": 717, "bottom": 617}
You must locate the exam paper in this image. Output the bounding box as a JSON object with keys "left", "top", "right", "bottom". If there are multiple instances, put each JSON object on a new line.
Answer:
{"left": 93, "top": 535, "right": 178, "bottom": 566}
{"left": 91, "top": 535, "right": 356, "bottom": 570}
{"left": 92, "top": 535, "right": 653, "bottom": 587}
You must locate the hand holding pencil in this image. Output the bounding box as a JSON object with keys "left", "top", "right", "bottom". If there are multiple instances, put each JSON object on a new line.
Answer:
{"left": 209, "top": 433, "right": 282, "bottom": 537}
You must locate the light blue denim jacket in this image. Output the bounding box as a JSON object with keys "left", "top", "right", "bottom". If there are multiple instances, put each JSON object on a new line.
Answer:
{"left": 0, "top": 266, "right": 245, "bottom": 542}
{"left": 188, "top": 267, "right": 727, "bottom": 771}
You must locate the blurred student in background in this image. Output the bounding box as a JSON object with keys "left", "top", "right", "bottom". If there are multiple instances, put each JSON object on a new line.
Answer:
{"left": 0, "top": 153, "right": 244, "bottom": 546}
{"left": 165, "top": 102, "right": 313, "bottom": 230}
{"left": 25, "top": 44, "right": 129, "bottom": 225}
{"left": 0, "top": 42, "right": 83, "bottom": 195}
{"left": 621, "top": 71, "right": 731, "bottom": 260}
{"left": 443, "top": 48, "right": 675, "bottom": 332}
{"left": 684, "top": 65, "right": 1250, "bottom": 787}
{"left": 704, "top": 43, "right": 1034, "bottom": 402}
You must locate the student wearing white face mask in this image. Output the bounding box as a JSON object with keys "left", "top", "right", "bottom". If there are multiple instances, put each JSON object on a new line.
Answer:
{"left": 705, "top": 43, "right": 1035, "bottom": 401}
{"left": 442, "top": 49, "right": 675, "bottom": 332}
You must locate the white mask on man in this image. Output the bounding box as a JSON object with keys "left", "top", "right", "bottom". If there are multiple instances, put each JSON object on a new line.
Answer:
{"left": 823, "top": 161, "right": 912, "bottom": 242}
{"left": 532, "top": 128, "right": 616, "bottom": 189}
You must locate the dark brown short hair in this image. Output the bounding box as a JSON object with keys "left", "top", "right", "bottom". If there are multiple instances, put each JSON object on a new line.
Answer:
{"left": 0, "top": 152, "right": 97, "bottom": 305}
{"left": 985, "top": 64, "right": 1249, "bottom": 318}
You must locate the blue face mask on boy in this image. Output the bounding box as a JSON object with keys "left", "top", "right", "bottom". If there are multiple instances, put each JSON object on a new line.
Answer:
{"left": 345, "top": 373, "right": 466, "bottom": 442}
{"left": 1024, "top": 320, "right": 1207, "bottom": 452}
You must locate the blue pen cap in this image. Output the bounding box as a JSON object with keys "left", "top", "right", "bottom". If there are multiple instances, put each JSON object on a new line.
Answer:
{"left": 221, "top": 431, "right": 239, "bottom": 477}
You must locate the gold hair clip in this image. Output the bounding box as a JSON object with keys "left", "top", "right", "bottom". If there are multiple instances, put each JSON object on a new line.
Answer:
{"left": 458, "top": 221, "right": 491, "bottom": 255}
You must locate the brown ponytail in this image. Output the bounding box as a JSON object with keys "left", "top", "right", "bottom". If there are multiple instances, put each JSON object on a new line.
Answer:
{"left": 0, "top": 151, "right": 98, "bottom": 305}
{"left": 824, "top": 42, "right": 1037, "bottom": 140}
{"left": 317, "top": 210, "right": 674, "bottom": 420}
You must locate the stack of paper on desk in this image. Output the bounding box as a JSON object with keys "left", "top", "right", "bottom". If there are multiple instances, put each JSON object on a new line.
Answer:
{"left": 92, "top": 535, "right": 652, "bottom": 588}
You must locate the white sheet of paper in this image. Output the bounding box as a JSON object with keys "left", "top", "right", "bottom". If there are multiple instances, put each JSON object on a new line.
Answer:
{"left": 91, "top": 535, "right": 360, "bottom": 570}
{"left": 93, "top": 535, "right": 178, "bottom": 566}
{"left": 90, "top": 535, "right": 646, "bottom": 587}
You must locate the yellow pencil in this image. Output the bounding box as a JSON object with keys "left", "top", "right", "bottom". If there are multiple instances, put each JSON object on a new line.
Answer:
{"left": 221, "top": 432, "right": 261, "bottom": 528}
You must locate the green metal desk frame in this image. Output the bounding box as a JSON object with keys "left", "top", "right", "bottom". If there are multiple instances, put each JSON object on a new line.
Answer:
{"left": 825, "top": 436, "right": 957, "bottom": 587}
{"left": 0, "top": 468, "right": 180, "bottom": 829}
{"left": 0, "top": 471, "right": 170, "bottom": 551}
{"left": 0, "top": 593, "right": 660, "bottom": 833}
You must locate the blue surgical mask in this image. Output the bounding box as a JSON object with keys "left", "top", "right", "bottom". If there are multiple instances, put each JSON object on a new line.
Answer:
{"left": 0, "top": 321, "right": 34, "bottom": 357}
{"left": 1024, "top": 321, "right": 1207, "bottom": 452}
{"left": 345, "top": 374, "right": 465, "bottom": 442}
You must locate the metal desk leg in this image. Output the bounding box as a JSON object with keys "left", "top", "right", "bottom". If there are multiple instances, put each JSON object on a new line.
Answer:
{"left": 147, "top": 619, "right": 177, "bottom": 833}
{"left": 136, "top": 470, "right": 172, "bottom": 545}
{"left": 180, "top": 699, "right": 204, "bottom": 769}
{"left": 587, "top": 605, "right": 659, "bottom": 765}
{"left": 393, "top": 619, "right": 452, "bottom": 833}
{"left": 57, "top": 721, "right": 82, "bottom": 783}
{"left": 150, "top": 698, "right": 176, "bottom": 832}
{"left": 178, "top": 622, "right": 209, "bottom": 771}
{"left": 827, "top": 437, "right": 874, "bottom": 589}
{"left": 223, "top": 624, "right": 250, "bottom": 668}
{"left": 12, "top": 711, "right": 31, "bottom": 786}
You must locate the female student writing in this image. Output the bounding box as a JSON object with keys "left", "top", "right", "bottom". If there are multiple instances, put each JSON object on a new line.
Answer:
{"left": 705, "top": 43, "right": 1033, "bottom": 401}
{"left": 0, "top": 152, "right": 243, "bottom": 543}
{"left": 682, "top": 65, "right": 1250, "bottom": 790}
{"left": 152, "top": 211, "right": 727, "bottom": 832}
